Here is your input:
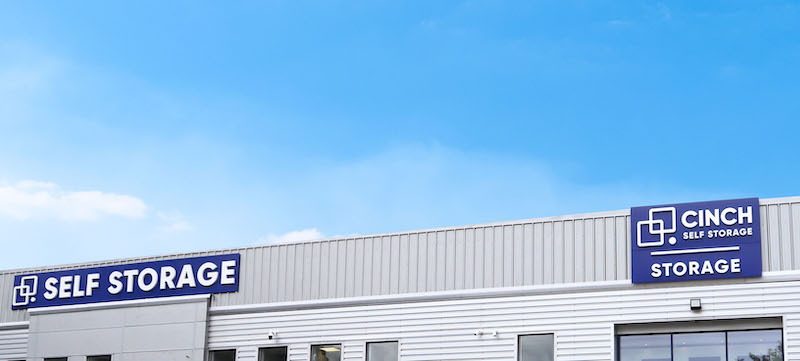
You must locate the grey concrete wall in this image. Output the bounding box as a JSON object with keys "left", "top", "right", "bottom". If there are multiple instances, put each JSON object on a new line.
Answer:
{"left": 26, "top": 298, "right": 208, "bottom": 361}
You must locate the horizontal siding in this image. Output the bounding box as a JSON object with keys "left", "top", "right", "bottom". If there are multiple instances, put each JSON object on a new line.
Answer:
{"left": 0, "top": 327, "right": 27, "bottom": 360}
{"left": 1, "top": 197, "right": 799, "bottom": 323}
{"left": 209, "top": 280, "right": 800, "bottom": 361}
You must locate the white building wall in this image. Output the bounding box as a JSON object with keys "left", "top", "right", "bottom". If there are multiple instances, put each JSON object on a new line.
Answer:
{"left": 25, "top": 297, "right": 209, "bottom": 361}
{"left": 208, "top": 273, "right": 800, "bottom": 361}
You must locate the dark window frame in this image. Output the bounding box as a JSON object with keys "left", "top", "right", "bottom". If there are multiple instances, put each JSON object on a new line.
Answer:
{"left": 310, "top": 343, "right": 343, "bottom": 361}
{"left": 366, "top": 340, "right": 400, "bottom": 361}
{"left": 258, "top": 345, "right": 289, "bottom": 361}
{"left": 616, "top": 328, "right": 784, "bottom": 361}
{"left": 517, "top": 333, "right": 555, "bottom": 361}
{"left": 87, "top": 356, "right": 113, "bottom": 361}
{"left": 209, "top": 348, "right": 237, "bottom": 361}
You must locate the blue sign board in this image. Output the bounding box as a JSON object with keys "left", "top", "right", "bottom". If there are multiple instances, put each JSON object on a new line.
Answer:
{"left": 631, "top": 198, "right": 762, "bottom": 284}
{"left": 12, "top": 254, "right": 240, "bottom": 310}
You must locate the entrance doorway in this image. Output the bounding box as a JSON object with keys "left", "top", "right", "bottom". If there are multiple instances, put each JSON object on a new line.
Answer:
{"left": 618, "top": 329, "right": 782, "bottom": 361}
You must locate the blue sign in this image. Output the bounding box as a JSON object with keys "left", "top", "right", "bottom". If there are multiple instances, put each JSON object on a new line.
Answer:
{"left": 12, "top": 254, "right": 239, "bottom": 310}
{"left": 631, "top": 198, "right": 762, "bottom": 284}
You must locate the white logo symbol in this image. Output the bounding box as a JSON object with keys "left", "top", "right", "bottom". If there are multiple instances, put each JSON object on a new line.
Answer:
{"left": 637, "top": 207, "right": 677, "bottom": 248}
{"left": 12, "top": 276, "right": 38, "bottom": 307}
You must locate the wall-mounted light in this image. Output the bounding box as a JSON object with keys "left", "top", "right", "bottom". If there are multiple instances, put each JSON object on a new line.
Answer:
{"left": 690, "top": 298, "right": 702, "bottom": 311}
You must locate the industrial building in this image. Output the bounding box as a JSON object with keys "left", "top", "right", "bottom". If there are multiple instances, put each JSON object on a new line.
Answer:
{"left": 1, "top": 196, "right": 798, "bottom": 361}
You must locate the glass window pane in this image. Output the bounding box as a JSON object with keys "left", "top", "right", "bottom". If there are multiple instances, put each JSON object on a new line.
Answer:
{"left": 727, "top": 330, "right": 783, "bottom": 361}
{"left": 619, "top": 334, "right": 672, "bottom": 361}
{"left": 673, "top": 332, "right": 726, "bottom": 361}
{"left": 367, "top": 341, "right": 398, "bottom": 361}
{"left": 259, "top": 346, "right": 288, "bottom": 361}
{"left": 210, "top": 349, "right": 236, "bottom": 361}
{"left": 519, "top": 334, "right": 554, "bottom": 361}
{"left": 311, "top": 344, "right": 342, "bottom": 361}
{"left": 88, "top": 356, "right": 112, "bottom": 361}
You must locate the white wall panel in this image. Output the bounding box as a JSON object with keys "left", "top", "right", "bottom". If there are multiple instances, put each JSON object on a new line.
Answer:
{"left": 208, "top": 278, "right": 800, "bottom": 361}
{"left": 0, "top": 326, "right": 27, "bottom": 360}
{"left": 26, "top": 299, "right": 208, "bottom": 361}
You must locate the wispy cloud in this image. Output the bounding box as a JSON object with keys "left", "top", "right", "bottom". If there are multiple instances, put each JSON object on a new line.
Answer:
{"left": 261, "top": 228, "right": 325, "bottom": 244}
{"left": 0, "top": 180, "right": 147, "bottom": 221}
{"left": 157, "top": 211, "right": 193, "bottom": 233}
{"left": 607, "top": 19, "right": 632, "bottom": 27}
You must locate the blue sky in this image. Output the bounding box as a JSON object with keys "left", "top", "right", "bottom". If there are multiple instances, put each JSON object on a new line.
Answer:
{"left": 0, "top": 1, "right": 798, "bottom": 269}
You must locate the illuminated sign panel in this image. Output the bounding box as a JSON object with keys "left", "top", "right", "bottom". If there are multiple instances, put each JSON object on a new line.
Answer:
{"left": 631, "top": 198, "right": 762, "bottom": 283}
{"left": 12, "top": 254, "right": 239, "bottom": 309}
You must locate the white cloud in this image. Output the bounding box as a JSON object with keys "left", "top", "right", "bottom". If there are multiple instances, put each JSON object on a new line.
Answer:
{"left": 261, "top": 228, "right": 325, "bottom": 244}
{"left": 607, "top": 19, "right": 631, "bottom": 26}
{"left": 157, "top": 211, "right": 193, "bottom": 233}
{"left": 0, "top": 180, "right": 147, "bottom": 221}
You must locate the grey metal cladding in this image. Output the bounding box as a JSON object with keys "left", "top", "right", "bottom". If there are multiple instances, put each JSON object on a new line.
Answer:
{"left": 1, "top": 196, "right": 799, "bottom": 323}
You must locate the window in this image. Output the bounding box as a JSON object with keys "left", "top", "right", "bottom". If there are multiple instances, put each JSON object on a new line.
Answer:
{"left": 87, "top": 356, "right": 112, "bottom": 361}
{"left": 727, "top": 330, "right": 782, "bottom": 361}
{"left": 311, "top": 344, "right": 341, "bottom": 361}
{"left": 259, "top": 346, "right": 288, "bottom": 361}
{"left": 367, "top": 341, "right": 398, "bottom": 361}
{"left": 618, "top": 329, "right": 783, "bottom": 361}
{"left": 619, "top": 334, "right": 671, "bottom": 361}
{"left": 673, "top": 332, "right": 726, "bottom": 361}
{"left": 209, "top": 349, "right": 236, "bottom": 361}
{"left": 518, "top": 334, "right": 554, "bottom": 361}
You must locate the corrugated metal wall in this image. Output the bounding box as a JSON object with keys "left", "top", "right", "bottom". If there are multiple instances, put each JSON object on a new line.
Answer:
{"left": 211, "top": 213, "right": 630, "bottom": 308}
{"left": 0, "top": 326, "right": 27, "bottom": 360}
{"left": 1, "top": 196, "right": 799, "bottom": 323}
{"left": 208, "top": 279, "right": 800, "bottom": 361}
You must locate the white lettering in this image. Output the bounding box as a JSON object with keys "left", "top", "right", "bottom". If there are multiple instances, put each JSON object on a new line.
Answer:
{"left": 177, "top": 264, "right": 196, "bottom": 288}
{"left": 138, "top": 268, "right": 158, "bottom": 292}
{"left": 682, "top": 210, "right": 698, "bottom": 228}
{"left": 160, "top": 266, "right": 177, "bottom": 290}
{"left": 72, "top": 275, "right": 85, "bottom": 297}
{"left": 86, "top": 273, "right": 100, "bottom": 296}
{"left": 651, "top": 263, "right": 662, "bottom": 278}
{"left": 58, "top": 276, "right": 72, "bottom": 299}
{"left": 689, "top": 261, "right": 700, "bottom": 275}
{"left": 705, "top": 208, "right": 720, "bottom": 226}
{"left": 715, "top": 259, "right": 729, "bottom": 273}
{"left": 123, "top": 269, "right": 139, "bottom": 293}
{"left": 731, "top": 258, "right": 741, "bottom": 273}
{"left": 662, "top": 262, "right": 672, "bottom": 277}
{"left": 108, "top": 271, "right": 123, "bottom": 294}
{"left": 197, "top": 262, "right": 219, "bottom": 287}
{"left": 44, "top": 277, "right": 58, "bottom": 300}
{"left": 739, "top": 206, "right": 753, "bottom": 224}
{"left": 701, "top": 260, "right": 714, "bottom": 274}
{"left": 221, "top": 260, "right": 236, "bottom": 285}
{"left": 721, "top": 207, "right": 737, "bottom": 226}
{"left": 673, "top": 262, "right": 687, "bottom": 276}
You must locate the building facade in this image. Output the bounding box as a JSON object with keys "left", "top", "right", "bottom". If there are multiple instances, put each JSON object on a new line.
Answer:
{"left": 1, "top": 196, "right": 799, "bottom": 361}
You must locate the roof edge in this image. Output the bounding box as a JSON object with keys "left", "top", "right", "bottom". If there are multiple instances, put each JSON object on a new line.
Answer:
{"left": 2, "top": 195, "right": 796, "bottom": 275}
